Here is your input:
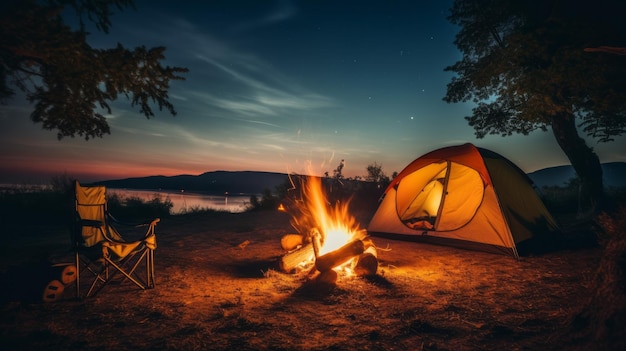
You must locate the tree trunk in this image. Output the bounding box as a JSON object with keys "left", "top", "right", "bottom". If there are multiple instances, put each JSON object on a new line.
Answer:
{"left": 551, "top": 113, "right": 604, "bottom": 214}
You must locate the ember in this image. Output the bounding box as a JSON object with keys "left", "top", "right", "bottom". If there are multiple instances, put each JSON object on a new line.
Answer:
{"left": 278, "top": 175, "right": 380, "bottom": 282}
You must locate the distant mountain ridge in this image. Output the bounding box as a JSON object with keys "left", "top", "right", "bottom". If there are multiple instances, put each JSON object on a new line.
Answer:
{"left": 92, "top": 171, "right": 290, "bottom": 195}
{"left": 92, "top": 163, "right": 626, "bottom": 194}
{"left": 527, "top": 162, "right": 626, "bottom": 188}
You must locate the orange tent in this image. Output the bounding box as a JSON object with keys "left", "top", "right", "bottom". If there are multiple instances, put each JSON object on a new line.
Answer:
{"left": 367, "top": 143, "right": 559, "bottom": 258}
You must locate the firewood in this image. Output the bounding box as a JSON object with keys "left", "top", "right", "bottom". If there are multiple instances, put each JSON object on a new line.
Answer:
{"left": 311, "top": 231, "right": 322, "bottom": 258}
{"left": 352, "top": 246, "right": 378, "bottom": 276}
{"left": 280, "top": 234, "right": 304, "bottom": 251}
{"left": 361, "top": 236, "right": 374, "bottom": 250}
{"left": 314, "top": 269, "right": 338, "bottom": 285}
{"left": 279, "top": 243, "right": 314, "bottom": 273}
{"left": 238, "top": 240, "right": 250, "bottom": 250}
{"left": 315, "top": 240, "right": 365, "bottom": 272}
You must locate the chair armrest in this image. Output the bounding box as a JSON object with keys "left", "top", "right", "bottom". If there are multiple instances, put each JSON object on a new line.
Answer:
{"left": 107, "top": 213, "right": 154, "bottom": 227}
{"left": 79, "top": 219, "right": 103, "bottom": 227}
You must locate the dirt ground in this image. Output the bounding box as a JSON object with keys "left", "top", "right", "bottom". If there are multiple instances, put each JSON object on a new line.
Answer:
{"left": 0, "top": 209, "right": 611, "bottom": 350}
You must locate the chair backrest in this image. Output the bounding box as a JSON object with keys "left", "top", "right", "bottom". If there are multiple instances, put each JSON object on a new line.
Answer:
{"left": 75, "top": 181, "right": 111, "bottom": 247}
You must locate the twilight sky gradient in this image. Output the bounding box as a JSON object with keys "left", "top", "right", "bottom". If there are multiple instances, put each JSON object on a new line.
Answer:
{"left": 1, "top": 0, "right": 625, "bottom": 184}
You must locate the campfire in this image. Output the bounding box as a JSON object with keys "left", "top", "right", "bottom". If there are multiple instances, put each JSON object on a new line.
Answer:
{"left": 278, "top": 175, "right": 379, "bottom": 284}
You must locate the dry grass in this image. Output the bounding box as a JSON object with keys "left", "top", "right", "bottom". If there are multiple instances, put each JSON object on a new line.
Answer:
{"left": 0, "top": 209, "right": 618, "bottom": 351}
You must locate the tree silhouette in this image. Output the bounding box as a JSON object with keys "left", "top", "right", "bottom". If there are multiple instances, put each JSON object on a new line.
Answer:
{"left": 0, "top": 0, "right": 188, "bottom": 140}
{"left": 365, "top": 162, "right": 389, "bottom": 187}
{"left": 333, "top": 159, "right": 345, "bottom": 180}
{"left": 444, "top": 0, "right": 626, "bottom": 213}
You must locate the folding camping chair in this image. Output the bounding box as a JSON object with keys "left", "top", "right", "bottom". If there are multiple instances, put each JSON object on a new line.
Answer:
{"left": 73, "top": 180, "right": 158, "bottom": 298}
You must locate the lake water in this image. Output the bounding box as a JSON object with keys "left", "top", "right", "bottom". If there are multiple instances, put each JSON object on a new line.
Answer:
{"left": 108, "top": 189, "right": 254, "bottom": 214}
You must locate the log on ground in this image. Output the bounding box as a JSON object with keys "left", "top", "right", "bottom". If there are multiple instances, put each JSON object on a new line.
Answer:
{"left": 280, "top": 234, "right": 304, "bottom": 251}
{"left": 279, "top": 243, "right": 314, "bottom": 273}
{"left": 314, "top": 269, "right": 338, "bottom": 285}
{"left": 351, "top": 246, "right": 378, "bottom": 276}
{"left": 315, "top": 240, "right": 365, "bottom": 272}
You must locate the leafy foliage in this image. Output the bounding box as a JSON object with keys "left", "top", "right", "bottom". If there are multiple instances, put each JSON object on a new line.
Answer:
{"left": 107, "top": 193, "right": 173, "bottom": 220}
{"left": 247, "top": 188, "right": 280, "bottom": 211}
{"left": 444, "top": 0, "right": 626, "bottom": 212}
{"left": 444, "top": 0, "right": 626, "bottom": 142}
{"left": 365, "top": 162, "right": 390, "bottom": 185}
{"left": 0, "top": 0, "right": 188, "bottom": 139}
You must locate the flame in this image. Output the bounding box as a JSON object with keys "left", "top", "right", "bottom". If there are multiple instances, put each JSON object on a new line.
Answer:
{"left": 288, "top": 175, "right": 363, "bottom": 258}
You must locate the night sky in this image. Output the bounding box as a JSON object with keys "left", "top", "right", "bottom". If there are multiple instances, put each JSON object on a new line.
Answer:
{"left": 1, "top": 0, "right": 624, "bottom": 184}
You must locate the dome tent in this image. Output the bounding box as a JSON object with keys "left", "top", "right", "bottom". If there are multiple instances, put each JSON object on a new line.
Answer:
{"left": 367, "top": 143, "right": 560, "bottom": 258}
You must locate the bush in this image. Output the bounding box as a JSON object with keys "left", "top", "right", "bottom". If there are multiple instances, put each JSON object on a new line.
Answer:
{"left": 107, "top": 193, "right": 173, "bottom": 221}
{"left": 0, "top": 187, "right": 71, "bottom": 226}
{"left": 247, "top": 188, "right": 280, "bottom": 211}
{"left": 0, "top": 186, "right": 173, "bottom": 227}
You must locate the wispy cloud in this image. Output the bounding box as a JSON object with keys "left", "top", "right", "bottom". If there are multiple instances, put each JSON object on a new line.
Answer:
{"left": 189, "top": 51, "right": 333, "bottom": 121}
{"left": 193, "top": 91, "right": 276, "bottom": 116}
{"left": 230, "top": 0, "right": 297, "bottom": 33}
{"left": 244, "top": 119, "right": 284, "bottom": 129}
{"left": 118, "top": 7, "right": 331, "bottom": 127}
{"left": 259, "top": 143, "right": 286, "bottom": 151}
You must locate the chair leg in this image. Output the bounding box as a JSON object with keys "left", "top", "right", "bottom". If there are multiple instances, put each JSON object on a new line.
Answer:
{"left": 149, "top": 249, "right": 155, "bottom": 288}
{"left": 75, "top": 252, "right": 81, "bottom": 298}
{"left": 144, "top": 249, "right": 155, "bottom": 289}
{"left": 106, "top": 262, "right": 144, "bottom": 289}
{"left": 104, "top": 250, "right": 151, "bottom": 290}
{"left": 85, "top": 263, "right": 108, "bottom": 297}
{"left": 76, "top": 248, "right": 155, "bottom": 296}
{"left": 75, "top": 252, "right": 106, "bottom": 298}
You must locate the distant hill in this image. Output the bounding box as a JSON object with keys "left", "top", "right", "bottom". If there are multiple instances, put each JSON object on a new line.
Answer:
{"left": 91, "top": 163, "right": 625, "bottom": 195}
{"left": 527, "top": 162, "right": 626, "bottom": 188}
{"left": 91, "top": 171, "right": 290, "bottom": 195}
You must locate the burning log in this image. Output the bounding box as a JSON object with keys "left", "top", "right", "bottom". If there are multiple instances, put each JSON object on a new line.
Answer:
{"left": 311, "top": 228, "right": 322, "bottom": 258}
{"left": 314, "top": 269, "right": 338, "bottom": 285}
{"left": 280, "top": 234, "right": 304, "bottom": 251}
{"left": 279, "top": 243, "right": 314, "bottom": 273}
{"left": 315, "top": 239, "right": 365, "bottom": 272}
{"left": 351, "top": 246, "right": 378, "bottom": 276}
